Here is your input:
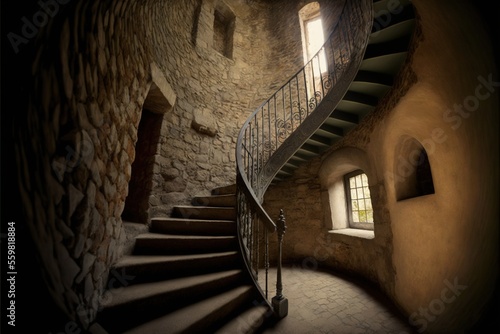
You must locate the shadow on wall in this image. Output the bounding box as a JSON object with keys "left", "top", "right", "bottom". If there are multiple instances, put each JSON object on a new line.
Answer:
{"left": 2, "top": 1, "right": 77, "bottom": 332}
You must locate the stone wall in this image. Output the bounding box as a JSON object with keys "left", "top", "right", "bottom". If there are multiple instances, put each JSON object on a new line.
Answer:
{"left": 14, "top": 0, "right": 160, "bottom": 328}
{"left": 140, "top": 0, "right": 275, "bottom": 218}
{"left": 9, "top": 0, "right": 348, "bottom": 330}
{"left": 258, "top": 0, "right": 347, "bottom": 92}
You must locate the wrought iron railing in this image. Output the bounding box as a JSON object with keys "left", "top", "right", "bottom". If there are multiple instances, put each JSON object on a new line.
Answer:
{"left": 235, "top": 0, "right": 373, "bottom": 314}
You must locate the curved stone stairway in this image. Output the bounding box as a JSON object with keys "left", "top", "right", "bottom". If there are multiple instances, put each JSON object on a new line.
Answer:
{"left": 274, "top": 0, "right": 416, "bottom": 182}
{"left": 95, "top": 184, "right": 273, "bottom": 333}
{"left": 94, "top": 1, "right": 416, "bottom": 332}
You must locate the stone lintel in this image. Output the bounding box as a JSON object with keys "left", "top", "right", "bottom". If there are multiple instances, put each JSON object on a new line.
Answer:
{"left": 144, "top": 63, "right": 176, "bottom": 114}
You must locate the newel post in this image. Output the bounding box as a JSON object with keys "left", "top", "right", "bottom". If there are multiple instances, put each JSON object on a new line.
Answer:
{"left": 272, "top": 209, "right": 288, "bottom": 318}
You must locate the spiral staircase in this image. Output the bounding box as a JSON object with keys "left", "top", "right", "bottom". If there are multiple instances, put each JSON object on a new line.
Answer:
{"left": 93, "top": 0, "right": 416, "bottom": 333}
{"left": 273, "top": 0, "right": 416, "bottom": 182}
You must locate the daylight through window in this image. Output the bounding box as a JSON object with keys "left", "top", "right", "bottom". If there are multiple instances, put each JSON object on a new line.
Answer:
{"left": 344, "top": 171, "right": 374, "bottom": 230}
{"left": 305, "top": 16, "right": 327, "bottom": 72}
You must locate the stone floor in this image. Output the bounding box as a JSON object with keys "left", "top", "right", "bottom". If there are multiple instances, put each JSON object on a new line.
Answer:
{"left": 255, "top": 265, "right": 417, "bottom": 334}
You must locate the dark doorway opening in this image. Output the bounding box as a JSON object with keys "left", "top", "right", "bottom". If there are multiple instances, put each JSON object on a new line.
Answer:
{"left": 122, "top": 108, "right": 163, "bottom": 224}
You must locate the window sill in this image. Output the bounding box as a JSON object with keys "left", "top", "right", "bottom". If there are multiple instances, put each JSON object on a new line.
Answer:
{"left": 329, "top": 228, "right": 374, "bottom": 239}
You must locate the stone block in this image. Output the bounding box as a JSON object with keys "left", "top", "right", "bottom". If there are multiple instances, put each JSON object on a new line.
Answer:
{"left": 192, "top": 108, "right": 218, "bottom": 136}
{"left": 76, "top": 253, "right": 97, "bottom": 284}
{"left": 68, "top": 184, "right": 85, "bottom": 218}
{"left": 56, "top": 243, "right": 81, "bottom": 289}
{"left": 144, "top": 63, "right": 177, "bottom": 113}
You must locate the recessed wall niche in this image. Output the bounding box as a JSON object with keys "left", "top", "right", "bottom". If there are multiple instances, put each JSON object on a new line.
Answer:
{"left": 319, "top": 146, "right": 377, "bottom": 239}
{"left": 213, "top": 1, "right": 235, "bottom": 58}
{"left": 393, "top": 136, "right": 435, "bottom": 201}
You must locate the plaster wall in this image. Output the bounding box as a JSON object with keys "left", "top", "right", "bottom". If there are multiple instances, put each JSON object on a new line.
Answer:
{"left": 380, "top": 1, "right": 499, "bottom": 331}
{"left": 264, "top": 0, "right": 499, "bottom": 332}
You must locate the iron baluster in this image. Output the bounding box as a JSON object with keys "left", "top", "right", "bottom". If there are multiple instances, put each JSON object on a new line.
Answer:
{"left": 235, "top": 0, "right": 373, "bottom": 318}
{"left": 272, "top": 209, "right": 288, "bottom": 318}
{"left": 273, "top": 96, "right": 278, "bottom": 151}
{"left": 265, "top": 227, "right": 269, "bottom": 299}
{"left": 267, "top": 100, "right": 271, "bottom": 161}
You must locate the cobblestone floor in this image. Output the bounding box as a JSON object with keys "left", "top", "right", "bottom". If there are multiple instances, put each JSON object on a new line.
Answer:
{"left": 257, "top": 266, "right": 417, "bottom": 334}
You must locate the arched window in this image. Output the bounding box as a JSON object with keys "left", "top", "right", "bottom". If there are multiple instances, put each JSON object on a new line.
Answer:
{"left": 299, "top": 2, "right": 327, "bottom": 74}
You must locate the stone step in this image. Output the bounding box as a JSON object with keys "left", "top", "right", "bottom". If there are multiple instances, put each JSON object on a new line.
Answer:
{"left": 364, "top": 35, "right": 412, "bottom": 60}
{"left": 133, "top": 233, "right": 237, "bottom": 255}
{"left": 110, "top": 252, "right": 240, "bottom": 284}
{"left": 122, "top": 222, "right": 150, "bottom": 256}
{"left": 211, "top": 184, "right": 236, "bottom": 195}
{"left": 213, "top": 303, "right": 272, "bottom": 334}
{"left": 172, "top": 205, "right": 236, "bottom": 221}
{"left": 97, "top": 270, "right": 245, "bottom": 333}
{"left": 191, "top": 194, "right": 236, "bottom": 207}
{"left": 151, "top": 217, "right": 236, "bottom": 236}
{"left": 122, "top": 285, "right": 256, "bottom": 334}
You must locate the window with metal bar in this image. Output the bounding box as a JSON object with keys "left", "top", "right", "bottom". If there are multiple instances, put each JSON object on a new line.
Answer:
{"left": 304, "top": 16, "right": 327, "bottom": 73}
{"left": 299, "top": 2, "right": 328, "bottom": 101}
{"left": 344, "top": 170, "right": 374, "bottom": 230}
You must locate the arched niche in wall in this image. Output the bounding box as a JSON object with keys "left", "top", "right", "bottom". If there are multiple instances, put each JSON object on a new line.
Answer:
{"left": 319, "top": 146, "right": 377, "bottom": 239}
{"left": 122, "top": 63, "right": 176, "bottom": 225}
{"left": 393, "top": 136, "right": 435, "bottom": 201}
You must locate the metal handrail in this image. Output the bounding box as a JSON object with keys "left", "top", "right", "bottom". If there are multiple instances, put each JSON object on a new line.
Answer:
{"left": 235, "top": 0, "right": 374, "bottom": 312}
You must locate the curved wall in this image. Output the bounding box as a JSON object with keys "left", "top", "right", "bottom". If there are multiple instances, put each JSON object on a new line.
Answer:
{"left": 10, "top": 0, "right": 495, "bottom": 332}
{"left": 382, "top": 1, "right": 498, "bottom": 331}
{"left": 6, "top": 0, "right": 346, "bottom": 330}
{"left": 263, "top": 0, "right": 499, "bottom": 332}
